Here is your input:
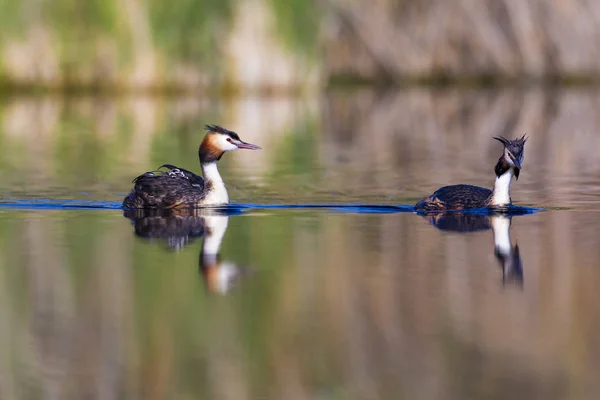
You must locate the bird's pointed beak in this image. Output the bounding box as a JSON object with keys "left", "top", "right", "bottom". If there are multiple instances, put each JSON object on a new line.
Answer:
{"left": 505, "top": 152, "right": 522, "bottom": 179}
{"left": 507, "top": 152, "right": 521, "bottom": 170}
{"left": 235, "top": 140, "right": 261, "bottom": 150}
{"left": 513, "top": 157, "right": 521, "bottom": 170}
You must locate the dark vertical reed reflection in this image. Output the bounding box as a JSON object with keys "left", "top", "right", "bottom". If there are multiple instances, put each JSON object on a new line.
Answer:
{"left": 123, "top": 209, "right": 250, "bottom": 294}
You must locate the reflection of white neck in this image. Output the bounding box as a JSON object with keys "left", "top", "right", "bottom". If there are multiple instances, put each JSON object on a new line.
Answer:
{"left": 491, "top": 170, "right": 513, "bottom": 206}
{"left": 201, "top": 162, "right": 229, "bottom": 205}
{"left": 214, "top": 261, "right": 239, "bottom": 294}
{"left": 202, "top": 215, "right": 229, "bottom": 255}
{"left": 201, "top": 215, "right": 239, "bottom": 294}
{"left": 491, "top": 215, "right": 511, "bottom": 255}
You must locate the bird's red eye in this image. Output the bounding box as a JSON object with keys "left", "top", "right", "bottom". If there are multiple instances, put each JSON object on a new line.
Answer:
{"left": 226, "top": 138, "right": 232, "bottom": 143}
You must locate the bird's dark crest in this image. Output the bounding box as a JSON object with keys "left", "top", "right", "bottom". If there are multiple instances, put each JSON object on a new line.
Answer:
{"left": 494, "top": 134, "right": 527, "bottom": 150}
{"left": 493, "top": 136, "right": 510, "bottom": 146}
{"left": 494, "top": 134, "right": 527, "bottom": 164}
{"left": 205, "top": 124, "right": 240, "bottom": 140}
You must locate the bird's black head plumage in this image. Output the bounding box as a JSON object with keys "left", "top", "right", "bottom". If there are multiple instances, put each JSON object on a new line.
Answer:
{"left": 494, "top": 134, "right": 527, "bottom": 161}
{"left": 493, "top": 134, "right": 527, "bottom": 179}
{"left": 205, "top": 124, "right": 241, "bottom": 141}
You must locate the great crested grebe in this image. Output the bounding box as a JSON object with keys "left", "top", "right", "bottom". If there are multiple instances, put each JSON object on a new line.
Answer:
{"left": 414, "top": 135, "right": 527, "bottom": 211}
{"left": 123, "top": 125, "right": 260, "bottom": 209}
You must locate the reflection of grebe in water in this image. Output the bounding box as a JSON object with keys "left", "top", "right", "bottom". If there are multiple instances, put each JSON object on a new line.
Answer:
{"left": 423, "top": 213, "right": 523, "bottom": 286}
{"left": 124, "top": 209, "right": 248, "bottom": 294}
{"left": 196, "top": 214, "right": 244, "bottom": 294}
{"left": 490, "top": 216, "right": 523, "bottom": 286}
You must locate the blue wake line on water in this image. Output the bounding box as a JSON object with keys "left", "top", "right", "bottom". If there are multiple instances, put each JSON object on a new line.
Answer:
{"left": 230, "top": 203, "right": 415, "bottom": 214}
{"left": 0, "top": 199, "right": 543, "bottom": 215}
{"left": 0, "top": 199, "right": 124, "bottom": 210}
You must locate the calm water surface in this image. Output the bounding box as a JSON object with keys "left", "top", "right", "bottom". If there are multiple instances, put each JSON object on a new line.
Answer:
{"left": 1, "top": 89, "right": 600, "bottom": 399}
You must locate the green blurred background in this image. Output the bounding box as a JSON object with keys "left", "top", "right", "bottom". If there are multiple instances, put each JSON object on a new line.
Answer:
{"left": 0, "top": 0, "right": 319, "bottom": 92}
{"left": 3, "top": 0, "right": 600, "bottom": 92}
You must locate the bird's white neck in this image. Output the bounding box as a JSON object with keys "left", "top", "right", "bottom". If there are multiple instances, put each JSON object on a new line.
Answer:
{"left": 490, "top": 170, "right": 514, "bottom": 207}
{"left": 201, "top": 162, "right": 229, "bottom": 205}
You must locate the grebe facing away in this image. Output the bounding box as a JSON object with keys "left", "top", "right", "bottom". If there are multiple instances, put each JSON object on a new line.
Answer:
{"left": 123, "top": 125, "right": 260, "bottom": 209}
{"left": 414, "top": 135, "right": 527, "bottom": 212}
